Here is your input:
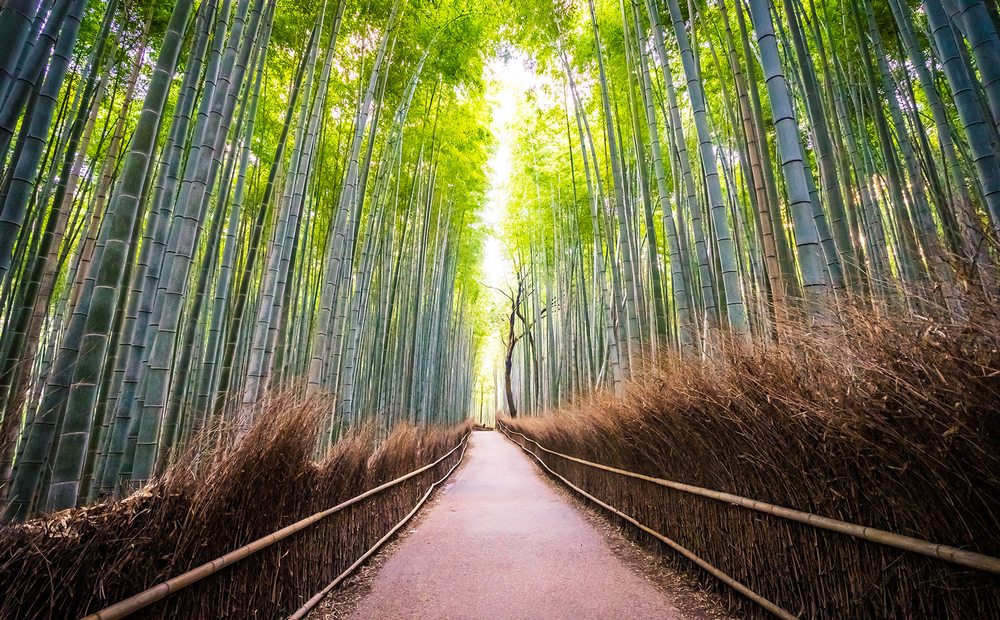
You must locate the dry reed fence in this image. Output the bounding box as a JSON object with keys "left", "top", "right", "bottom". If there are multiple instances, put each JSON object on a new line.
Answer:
{"left": 506, "top": 302, "right": 1000, "bottom": 619}
{"left": 0, "top": 393, "right": 471, "bottom": 619}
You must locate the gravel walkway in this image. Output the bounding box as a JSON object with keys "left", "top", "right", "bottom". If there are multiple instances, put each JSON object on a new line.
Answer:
{"left": 342, "top": 430, "right": 715, "bottom": 619}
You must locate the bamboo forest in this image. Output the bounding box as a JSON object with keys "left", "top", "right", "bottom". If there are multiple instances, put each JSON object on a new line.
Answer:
{"left": 0, "top": 0, "right": 998, "bottom": 617}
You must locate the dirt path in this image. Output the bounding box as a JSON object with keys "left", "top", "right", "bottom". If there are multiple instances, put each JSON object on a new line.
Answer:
{"left": 329, "top": 430, "right": 722, "bottom": 620}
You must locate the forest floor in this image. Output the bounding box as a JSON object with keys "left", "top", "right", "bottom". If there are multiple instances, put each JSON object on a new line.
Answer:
{"left": 307, "top": 430, "right": 729, "bottom": 619}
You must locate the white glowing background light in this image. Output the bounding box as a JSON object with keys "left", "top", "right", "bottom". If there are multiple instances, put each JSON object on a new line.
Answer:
{"left": 476, "top": 49, "right": 541, "bottom": 410}
{"left": 482, "top": 50, "right": 538, "bottom": 289}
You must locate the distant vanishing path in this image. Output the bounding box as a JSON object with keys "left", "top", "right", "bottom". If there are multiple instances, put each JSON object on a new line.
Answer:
{"left": 341, "top": 431, "right": 712, "bottom": 619}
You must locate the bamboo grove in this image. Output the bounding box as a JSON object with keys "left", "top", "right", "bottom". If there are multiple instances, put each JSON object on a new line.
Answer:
{"left": 495, "top": 0, "right": 1000, "bottom": 417}
{"left": 1, "top": 0, "right": 999, "bottom": 520}
{"left": 0, "top": 0, "right": 496, "bottom": 521}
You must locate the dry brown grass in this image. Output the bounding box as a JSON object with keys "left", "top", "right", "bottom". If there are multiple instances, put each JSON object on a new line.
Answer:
{"left": 0, "top": 392, "right": 470, "bottom": 619}
{"left": 507, "top": 298, "right": 1000, "bottom": 618}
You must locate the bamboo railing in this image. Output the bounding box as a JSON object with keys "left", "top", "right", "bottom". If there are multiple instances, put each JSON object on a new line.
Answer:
{"left": 498, "top": 421, "right": 1000, "bottom": 617}
{"left": 84, "top": 432, "right": 471, "bottom": 620}
{"left": 498, "top": 422, "right": 796, "bottom": 618}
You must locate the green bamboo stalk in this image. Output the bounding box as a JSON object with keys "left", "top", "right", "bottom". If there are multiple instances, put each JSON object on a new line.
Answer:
{"left": 2, "top": 0, "right": 195, "bottom": 520}
{"left": 747, "top": 0, "right": 829, "bottom": 317}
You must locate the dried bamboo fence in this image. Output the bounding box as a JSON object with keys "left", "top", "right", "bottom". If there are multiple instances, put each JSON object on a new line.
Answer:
{"left": 499, "top": 421, "right": 1000, "bottom": 619}
{"left": 0, "top": 414, "right": 471, "bottom": 620}
{"left": 87, "top": 432, "right": 470, "bottom": 619}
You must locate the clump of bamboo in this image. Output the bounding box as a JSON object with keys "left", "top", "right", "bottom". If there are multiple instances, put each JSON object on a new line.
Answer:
{"left": 507, "top": 297, "right": 1000, "bottom": 618}
{"left": 0, "top": 392, "right": 470, "bottom": 619}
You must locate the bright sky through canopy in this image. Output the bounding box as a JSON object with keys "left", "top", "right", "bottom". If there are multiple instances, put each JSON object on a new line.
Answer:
{"left": 476, "top": 47, "right": 542, "bottom": 406}
{"left": 482, "top": 49, "right": 539, "bottom": 292}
